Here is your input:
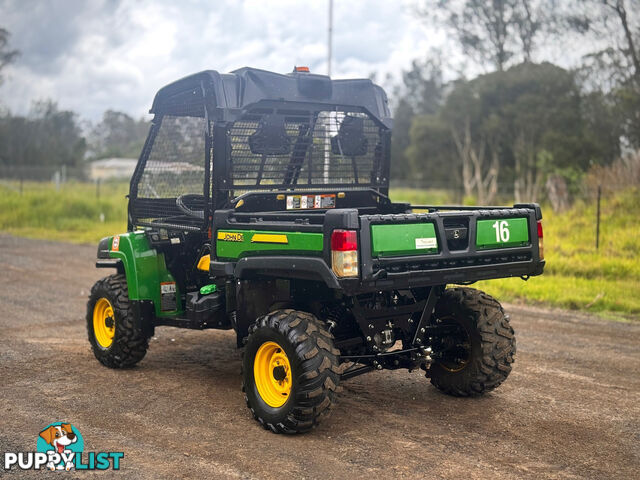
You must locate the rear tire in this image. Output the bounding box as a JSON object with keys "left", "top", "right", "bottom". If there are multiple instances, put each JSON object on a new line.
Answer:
{"left": 86, "top": 274, "right": 149, "bottom": 368}
{"left": 242, "top": 310, "right": 341, "bottom": 434}
{"left": 428, "top": 287, "right": 515, "bottom": 396}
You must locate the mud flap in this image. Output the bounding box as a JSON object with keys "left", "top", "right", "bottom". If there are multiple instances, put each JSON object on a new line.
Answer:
{"left": 131, "top": 300, "right": 155, "bottom": 339}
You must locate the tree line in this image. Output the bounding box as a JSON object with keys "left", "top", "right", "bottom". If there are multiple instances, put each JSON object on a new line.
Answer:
{"left": 390, "top": 0, "right": 640, "bottom": 203}
{"left": 0, "top": 102, "right": 150, "bottom": 169}
{"left": 0, "top": 28, "right": 149, "bottom": 170}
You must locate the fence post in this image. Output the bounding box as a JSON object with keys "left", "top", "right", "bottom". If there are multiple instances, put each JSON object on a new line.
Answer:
{"left": 596, "top": 185, "right": 601, "bottom": 250}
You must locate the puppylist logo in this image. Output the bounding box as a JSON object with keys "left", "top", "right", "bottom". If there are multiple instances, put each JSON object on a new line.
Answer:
{"left": 3, "top": 422, "right": 124, "bottom": 471}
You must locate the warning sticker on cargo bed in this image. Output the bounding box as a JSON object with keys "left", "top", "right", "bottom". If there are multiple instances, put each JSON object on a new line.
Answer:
{"left": 160, "top": 282, "right": 177, "bottom": 311}
{"left": 415, "top": 237, "right": 437, "bottom": 249}
{"left": 286, "top": 194, "right": 336, "bottom": 210}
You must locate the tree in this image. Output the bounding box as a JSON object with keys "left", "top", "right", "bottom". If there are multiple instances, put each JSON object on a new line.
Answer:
{"left": 580, "top": 91, "right": 621, "bottom": 165}
{"left": 406, "top": 113, "right": 458, "bottom": 188}
{"left": 390, "top": 98, "right": 415, "bottom": 180}
{"left": 87, "top": 110, "right": 150, "bottom": 159}
{"left": 607, "top": 0, "right": 640, "bottom": 84}
{"left": 569, "top": 0, "right": 640, "bottom": 148}
{"left": 0, "top": 100, "right": 86, "bottom": 168}
{"left": 574, "top": 0, "right": 639, "bottom": 84}
{"left": 398, "top": 58, "right": 444, "bottom": 115}
{"left": 440, "top": 79, "right": 501, "bottom": 203}
{"left": 391, "top": 58, "right": 445, "bottom": 181}
{"left": 496, "top": 63, "right": 590, "bottom": 201}
{"left": 408, "top": 62, "right": 598, "bottom": 203}
{"left": 0, "top": 27, "right": 19, "bottom": 86}
{"left": 418, "top": 0, "right": 557, "bottom": 71}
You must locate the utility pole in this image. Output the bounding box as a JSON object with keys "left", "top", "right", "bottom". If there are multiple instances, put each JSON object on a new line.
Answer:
{"left": 324, "top": 0, "right": 334, "bottom": 184}
{"left": 327, "top": 0, "right": 333, "bottom": 76}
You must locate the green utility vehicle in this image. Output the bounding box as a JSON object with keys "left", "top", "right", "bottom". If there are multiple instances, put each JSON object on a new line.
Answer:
{"left": 87, "top": 66, "right": 545, "bottom": 434}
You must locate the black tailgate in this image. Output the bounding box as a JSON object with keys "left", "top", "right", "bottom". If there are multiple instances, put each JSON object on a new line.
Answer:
{"left": 358, "top": 206, "right": 544, "bottom": 289}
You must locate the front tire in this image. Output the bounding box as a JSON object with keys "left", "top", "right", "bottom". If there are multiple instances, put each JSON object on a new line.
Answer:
{"left": 428, "top": 287, "right": 515, "bottom": 396}
{"left": 86, "top": 274, "right": 149, "bottom": 368}
{"left": 242, "top": 310, "right": 341, "bottom": 434}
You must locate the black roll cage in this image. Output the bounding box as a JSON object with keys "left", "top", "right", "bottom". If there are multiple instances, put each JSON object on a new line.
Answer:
{"left": 128, "top": 84, "right": 392, "bottom": 232}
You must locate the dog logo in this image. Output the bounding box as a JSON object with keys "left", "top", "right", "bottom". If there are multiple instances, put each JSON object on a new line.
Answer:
{"left": 3, "top": 422, "right": 123, "bottom": 471}
{"left": 37, "top": 422, "right": 84, "bottom": 471}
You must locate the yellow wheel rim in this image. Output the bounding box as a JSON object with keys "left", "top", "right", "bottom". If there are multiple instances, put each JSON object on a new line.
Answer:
{"left": 253, "top": 341, "right": 292, "bottom": 408}
{"left": 93, "top": 297, "right": 115, "bottom": 349}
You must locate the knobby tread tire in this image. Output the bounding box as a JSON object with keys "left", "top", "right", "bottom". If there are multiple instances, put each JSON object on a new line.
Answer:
{"left": 242, "top": 309, "right": 341, "bottom": 434}
{"left": 86, "top": 274, "right": 148, "bottom": 368}
{"left": 429, "top": 287, "right": 515, "bottom": 397}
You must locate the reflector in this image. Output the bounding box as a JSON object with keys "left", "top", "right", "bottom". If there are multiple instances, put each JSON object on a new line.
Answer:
{"left": 537, "top": 221, "right": 544, "bottom": 260}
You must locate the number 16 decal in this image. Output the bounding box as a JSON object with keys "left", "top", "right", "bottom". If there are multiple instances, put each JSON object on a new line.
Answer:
{"left": 492, "top": 220, "right": 510, "bottom": 242}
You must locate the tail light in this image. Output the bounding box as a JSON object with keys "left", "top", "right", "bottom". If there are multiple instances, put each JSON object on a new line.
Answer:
{"left": 331, "top": 230, "right": 358, "bottom": 278}
{"left": 537, "top": 220, "right": 544, "bottom": 260}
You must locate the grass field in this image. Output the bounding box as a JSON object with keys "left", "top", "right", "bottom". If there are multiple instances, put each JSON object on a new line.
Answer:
{"left": 1, "top": 181, "right": 638, "bottom": 319}
{"left": 0, "top": 181, "right": 128, "bottom": 244}
{"left": 487, "top": 191, "right": 640, "bottom": 320}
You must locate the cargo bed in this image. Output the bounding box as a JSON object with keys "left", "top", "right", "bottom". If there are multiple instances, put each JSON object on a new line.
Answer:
{"left": 211, "top": 201, "right": 544, "bottom": 294}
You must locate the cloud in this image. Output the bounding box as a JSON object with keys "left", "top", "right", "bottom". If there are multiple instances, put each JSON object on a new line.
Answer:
{"left": 0, "top": 0, "right": 438, "bottom": 121}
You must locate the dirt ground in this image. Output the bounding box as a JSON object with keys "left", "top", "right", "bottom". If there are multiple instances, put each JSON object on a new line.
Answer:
{"left": 1, "top": 234, "right": 638, "bottom": 479}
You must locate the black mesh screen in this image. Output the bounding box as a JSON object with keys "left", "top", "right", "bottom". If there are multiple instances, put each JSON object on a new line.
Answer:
{"left": 132, "top": 115, "right": 208, "bottom": 229}
{"left": 130, "top": 109, "right": 386, "bottom": 229}
{"left": 138, "top": 116, "right": 206, "bottom": 198}
{"left": 227, "top": 110, "right": 384, "bottom": 195}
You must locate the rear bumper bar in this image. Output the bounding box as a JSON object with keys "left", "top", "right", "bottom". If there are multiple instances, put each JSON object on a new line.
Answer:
{"left": 360, "top": 258, "right": 544, "bottom": 291}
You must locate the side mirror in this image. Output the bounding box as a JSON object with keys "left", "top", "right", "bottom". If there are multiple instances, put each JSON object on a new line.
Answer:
{"left": 249, "top": 114, "right": 291, "bottom": 155}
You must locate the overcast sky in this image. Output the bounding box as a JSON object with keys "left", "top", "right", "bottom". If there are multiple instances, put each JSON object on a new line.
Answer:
{"left": 0, "top": 0, "right": 453, "bottom": 122}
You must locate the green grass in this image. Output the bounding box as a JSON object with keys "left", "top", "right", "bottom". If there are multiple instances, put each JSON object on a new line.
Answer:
{"left": 391, "top": 187, "right": 640, "bottom": 319}
{"left": 0, "top": 181, "right": 128, "bottom": 243}
{"left": 387, "top": 188, "right": 454, "bottom": 206}
{"left": 1, "top": 181, "right": 637, "bottom": 318}
{"left": 0, "top": 184, "right": 454, "bottom": 245}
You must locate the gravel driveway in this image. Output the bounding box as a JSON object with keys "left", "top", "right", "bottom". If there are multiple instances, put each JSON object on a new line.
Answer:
{"left": 1, "top": 234, "right": 638, "bottom": 479}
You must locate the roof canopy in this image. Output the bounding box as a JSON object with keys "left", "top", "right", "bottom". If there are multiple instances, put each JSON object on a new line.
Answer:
{"left": 150, "top": 67, "right": 392, "bottom": 127}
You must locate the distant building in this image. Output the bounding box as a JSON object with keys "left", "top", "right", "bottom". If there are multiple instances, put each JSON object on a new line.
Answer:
{"left": 89, "top": 158, "right": 137, "bottom": 180}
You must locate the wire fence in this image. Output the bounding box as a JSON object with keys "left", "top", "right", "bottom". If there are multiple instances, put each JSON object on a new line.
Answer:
{"left": 0, "top": 164, "right": 88, "bottom": 183}
{"left": 1, "top": 163, "right": 636, "bottom": 251}
{"left": 0, "top": 164, "right": 126, "bottom": 198}
{"left": 390, "top": 178, "right": 635, "bottom": 204}
{"left": 1, "top": 162, "right": 635, "bottom": 207}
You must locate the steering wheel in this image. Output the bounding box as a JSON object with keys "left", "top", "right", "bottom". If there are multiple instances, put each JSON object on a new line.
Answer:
{"left": 176, "top": 194, "right": 205, "bottom": 219}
